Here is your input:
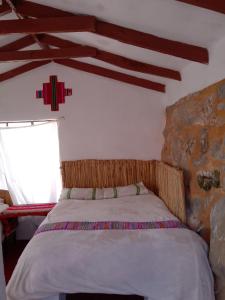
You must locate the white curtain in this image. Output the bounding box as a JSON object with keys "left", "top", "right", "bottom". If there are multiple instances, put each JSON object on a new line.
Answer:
{"left": 0, "top": 121, "right": 62, "bottom": 205}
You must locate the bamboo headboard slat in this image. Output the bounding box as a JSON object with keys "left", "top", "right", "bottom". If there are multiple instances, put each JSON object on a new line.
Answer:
{"left": 61, "top": 159, "right": 186, "bottom": 223}
{"left": 155, "top": 161, "right": 186, "bottom": 223}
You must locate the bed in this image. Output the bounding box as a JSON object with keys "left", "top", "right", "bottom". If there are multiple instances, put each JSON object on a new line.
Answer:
{"left": 6, "top": 160, "right": 214, "bottom": 300}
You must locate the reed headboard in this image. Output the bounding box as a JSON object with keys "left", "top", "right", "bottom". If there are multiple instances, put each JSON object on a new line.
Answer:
{"left": 61, "top": 159, "right": 186, "bottom": 223}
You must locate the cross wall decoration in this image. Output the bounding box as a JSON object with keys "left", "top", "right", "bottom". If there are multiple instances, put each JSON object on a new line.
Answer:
{"left": 36, "top": 75, "right": 72, "bottom": 111}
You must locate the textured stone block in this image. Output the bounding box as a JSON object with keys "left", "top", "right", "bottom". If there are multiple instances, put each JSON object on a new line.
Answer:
{"left": 210, "top": 198, "right": 225, "bottom": 300}
{"left": 162, "top": 77, "right": 225, "bottom": 241}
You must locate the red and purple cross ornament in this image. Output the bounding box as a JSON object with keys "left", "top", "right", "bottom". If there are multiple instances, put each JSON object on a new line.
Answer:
{"left": 36, "top": 75, "right": 72, "bottom": 111}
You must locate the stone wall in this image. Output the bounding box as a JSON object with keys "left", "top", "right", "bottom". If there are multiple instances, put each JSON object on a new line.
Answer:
{"left": 162, "top": 78, "right": 225, "bottom": 241}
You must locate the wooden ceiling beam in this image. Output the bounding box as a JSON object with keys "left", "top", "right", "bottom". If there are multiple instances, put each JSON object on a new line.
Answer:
{"left": 0, "top": 35, "right": 35, "bottom": 52}
{"left": 0, "top": 46, "right": 96, "bottom": 62}
{"left": 0, "top": 16, "right": 96, "bottom": 35}
{"left": 15, "top": 0, "right": 74, "bottom": 18}
{"left": 14, "top": 0, "right": 209, "bottom": 63}
{"left": 0, "top": 60, "right": 51, "bottom": 82}
{"left": 55, "top": 58, "right": 166, "bottom": 92}
{"left": 95, "top": 50, "right": 181, "bottom": 80}
{"left": 0, "top": 1, "right": 11, "bottom": 16}
{"left": 41, "top": 34, "right": 181, "bottom": 81}
{"left": 177, "top": 1, "right": 225, "bottom": 15}
{"left": 96, "top": 21, "right": 209, "bottom": 64}
{"left": 4, "top": 0, "right": 49, "bottom": 50}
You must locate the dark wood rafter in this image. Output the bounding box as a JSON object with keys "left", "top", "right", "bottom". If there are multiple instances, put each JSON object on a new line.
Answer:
{"left": 0, "top": 35, "right": 166, "bottom": 91}
{"left": 177, "top": 0, "right": 225, "bottom": 15}
{"left": 13, "top": 0, "right": 209, "bottom": 63}
{"left": 96, "top": 21, "right": 209, "bottom": 64}
{"left": 4, "top": 0, "right": 49, "bottom": 50}
{"left": 55, "top": 59, "right": 165, "bottom": 92}
{"left": 0, "top": 35, "right": 35, "bottom": 52}
{"left": 41, "top": 34, "right": 181, "bottom": 81}
{"left": 15, "top": 0, "right": 74, "bottom": 18}
{"left": 95, "top": 50, "right": 181, "bottom": 80}
{"left": 39, "top": 34, "right": 88, "bottom": 48}
{"left": 0, "top": 0, "right": 215, "bottom": 88}
{"left": 0, "top": 16, "right": 96, "bottom": 35}
{"left": 0, "top": 46, "right": 96, "bottom": 62}
{"left": 0, "top": 36, "right": 167, "bottom": 90}
{"left": 0, "top": 60, "right": 51, "bottom": 82}
{"left": 0, "top": 0, "right": 11, "bottom": 16}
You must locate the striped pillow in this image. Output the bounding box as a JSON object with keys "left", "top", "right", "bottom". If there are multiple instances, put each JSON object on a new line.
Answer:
{"left": 104, "top": 182, "right": 149, "bottom": 199}
{"left": 60, "top": 188, "right": 103, "bottom": 200}
{"left": 59, "top": 182, "right": 149, "bottom": 201}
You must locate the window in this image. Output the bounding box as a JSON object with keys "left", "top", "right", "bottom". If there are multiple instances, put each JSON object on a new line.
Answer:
{"left": 0, "top": 120, "right": 62, "bottom": 204}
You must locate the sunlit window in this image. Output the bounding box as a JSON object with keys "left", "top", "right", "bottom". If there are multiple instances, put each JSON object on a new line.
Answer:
{"left": 0, "top": 121, "right": 62, "bottom": 205}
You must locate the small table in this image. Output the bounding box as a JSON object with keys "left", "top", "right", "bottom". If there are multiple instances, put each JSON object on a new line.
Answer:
{"left": 0, "top": 203, "right": 56, "bottom": 295}
{"left": 0, "top": 203, "right": 56, "bottom": 237}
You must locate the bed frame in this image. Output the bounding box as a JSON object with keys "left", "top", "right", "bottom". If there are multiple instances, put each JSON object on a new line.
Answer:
{"left": 0, "top": 159, "right": 186, "bottom": 300}
{"left": 61, "top": 159, "right": 186, "bottom": 223}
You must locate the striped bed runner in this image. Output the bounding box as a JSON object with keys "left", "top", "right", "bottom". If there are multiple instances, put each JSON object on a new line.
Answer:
{"left": 35, "top": 220, "right": 186, "bottom": 235}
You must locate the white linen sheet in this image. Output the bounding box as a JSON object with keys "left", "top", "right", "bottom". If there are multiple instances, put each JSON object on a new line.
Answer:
{"left": 7, "top": 194, "right": 215, "bottom": 300}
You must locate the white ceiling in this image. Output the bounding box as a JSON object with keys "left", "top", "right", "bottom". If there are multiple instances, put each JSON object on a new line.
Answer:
{"left": 0, "top": 0, "right": 225, "bottom": 89}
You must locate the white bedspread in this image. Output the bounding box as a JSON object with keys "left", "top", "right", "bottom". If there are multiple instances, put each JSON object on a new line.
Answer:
{"left": 6, "top": 194, "right": 214, "bottom": 300}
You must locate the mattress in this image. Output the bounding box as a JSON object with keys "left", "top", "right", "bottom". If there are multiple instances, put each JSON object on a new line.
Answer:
{"left": 7, "top": 194, "right": 214, "bottom": 300}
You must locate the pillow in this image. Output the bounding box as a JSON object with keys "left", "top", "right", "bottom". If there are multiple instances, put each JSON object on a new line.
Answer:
{"left": 60, "top": 187, "right": 104, "bottom": 200}
{"left": 104, "top": 182, "right": 149, "bottom": 199}
{"left": 59, "top": 182, "right": 149, "bottom": 201}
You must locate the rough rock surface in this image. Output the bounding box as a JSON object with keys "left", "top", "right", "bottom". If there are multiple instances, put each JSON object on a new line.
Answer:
{"left": 162, "top": 78, "right": 225, "bottom": 241}
{"left": 210, "top": 198, "right": 225, "bottom": 300}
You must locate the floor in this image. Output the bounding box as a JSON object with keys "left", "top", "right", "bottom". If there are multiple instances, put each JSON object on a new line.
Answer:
{"left": 3, "top": 238, "right": 143, "bottom": 300}
{"left": 3, "top": 238, "right": 28, "bottom": 284}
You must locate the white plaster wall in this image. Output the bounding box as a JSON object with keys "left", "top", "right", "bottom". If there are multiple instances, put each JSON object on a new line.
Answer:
{"left": 166, "top": 36, "right": 225, "bottom": 105}
{"left": 0, "top": 63, "right": 166, "bottom": 160}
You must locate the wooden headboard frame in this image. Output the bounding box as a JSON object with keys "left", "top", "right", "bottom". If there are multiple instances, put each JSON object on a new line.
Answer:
{"left": 61, "top": 160, "right": 186, "bottom": 223}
